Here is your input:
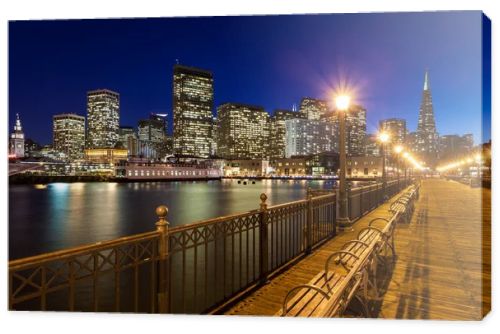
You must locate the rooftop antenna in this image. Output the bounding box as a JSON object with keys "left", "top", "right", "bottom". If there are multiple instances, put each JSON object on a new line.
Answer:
{"left": 292, "top": 104, "right": 297, "bottom": 112}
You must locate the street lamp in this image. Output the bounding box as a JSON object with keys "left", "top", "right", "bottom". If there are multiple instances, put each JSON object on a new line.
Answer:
{"left": 403, "top": 151, "right": 409, "bottom": 183}
{"left": 378, "top": 131, "right": 390, "bottom": 199}
{"left": 335, "top": 94, "right": 351, "bottom": 228}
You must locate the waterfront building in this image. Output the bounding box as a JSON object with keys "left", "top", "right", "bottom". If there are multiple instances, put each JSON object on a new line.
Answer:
{"left": 299, "top": 97, "right": 328, "bottom": 120}
{"left": 416, "top": 70, "right": 439, "bottom": 166}
{"left": 223, "top": 159, "right": 270, "bottom": 177}
{"left": 347, "top": 156, "right": 383, "bottom": 178}
{"left": 217, "top": 103, "right": 270, "bottom": 160}
{"left": 284, "top": 118, "right": 334, "bottom": 158}
{"left": 379, "top": 118, "right": 407, "bottom": 145}
{"left": 272, "top": 152, "right": 339, "bottom": 177}
{"left": 439, "top": 134, "right": 474, "bottom": 160}
{"left": 272, "top": 157, "right": 309, "bottom": 176}
{"left": 84, "top": 148, "right": 128, "bottom": 164}
{"left": 9, "top": 113, "right": 25, "bottom": 158}
{"left": 365, "top": 133, "right": 381, "bottom": 157}
{"left": 269, "top": 109, "right": 306, "bottom": 159}
{"left": 53, "top": 113, "right": 86, "bottom": 161}
{"left": 86, "top": 89, "right": 120, "bottom": 149}
{"left": 173, "top": 64, "right": 214, "bottom": 158}
{"left": 118, "top": 126, "right": 139, "bottom": 157}
{"left": 322, "top": 104, "right": 367, "bottom": 156}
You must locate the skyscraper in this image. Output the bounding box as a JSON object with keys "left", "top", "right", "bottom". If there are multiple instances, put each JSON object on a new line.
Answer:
{"left": 217, "top": 103, "right": 270, "bottom": 159}
{"left": 138, "top": 114, "right": 166, "bottom": 159}
{"left": 322, "top": 104, "right": 367, "bottom": 156}
{"left": 439, "top": 134, "right": 474, "bottom": 160}
{"left": 284, "top": 118, "right": 335, "bottom": 158}
{"left": 379, "top": 118, "right": 407, "bottom": 145}
{"left": 118, "top": 126, "right": 139, "bottom": 157}
{"left": 9, "top": 113, "right": 25, "bottom": 158}
{"left": 173, "top": 65, "right": 214, "bottom": 158}
{"left": 299, "top": 97, "right": 328, "bottom": 120}
{"left": 53, "top": 113, "right": 86, "bottom": 161}
{"left": 416, "top": 70, "right": 439, "bottom": 165}
{"left": 269, "top": 109, "right": 306, "bottom": 159}
{"left": 86, "top": 89, "right": 120, "bottom": 149}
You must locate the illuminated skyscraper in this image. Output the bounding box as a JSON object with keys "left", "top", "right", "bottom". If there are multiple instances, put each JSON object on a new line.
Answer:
{"left": 118, "top": 126, "right": 139, "bottom": 157}
{"left": 53, "top": 113, "right": 86, "bottom": 161}
{"left": 322, "top": 104, "right": 367, "bottom": 156}
{"left": 173, "top": 65, "right": 214, "bottom": 158}
{"left": 217, "top": 103, "right": 270, "bottom": 159}
{"left": 86, "top": 89, "right": 120, "bottom": 149}
{"left": 138, "top": 113, "right": 166, "bottom": 159}
{"left": 269, "top": 109, "right": 306, "bottom": 159}
{"left": 284, "top": 118, "right": 335, "bottom": 158}
{"left": 379, "top": 118, "right": 407, "bottom": 145}
{"left": 416, "top": 70, "right": 439, "bottom": 165}
{"left": 439, "top": 134, "right": 474, "bottom": 160}
{"left": 9, "top": 113, "right": 25, "bottom": 158}
{"left": 299, "top": 97, "right": 328, "bottom": 120}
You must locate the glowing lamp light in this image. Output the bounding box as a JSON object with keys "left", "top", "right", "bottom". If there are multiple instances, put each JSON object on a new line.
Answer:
{"left": 335, "top": 95, "right": 351, "bottom": 111}
{"left": 394, "top": 145, "right": 403, "bottom": 154}
{"left": 378, "top": 132, "right": 390, "bottom": 143}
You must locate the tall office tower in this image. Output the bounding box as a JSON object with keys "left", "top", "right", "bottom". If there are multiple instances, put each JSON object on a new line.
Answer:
{"left": 173, "top": 65, "right": 214, "bottom": 158}
{"left": 217, "top": 103, "right": 270, "bottom": 159}
{"left": 118, "top": 126, "right": 139, "bottom": 157}
{"left": 416, "top": 70, "right": 439, "bottom": 165}
{"left": 284, "top": 118, "right": 335, "bottom": 158}
{"left": 364, "top": 133, "right": 381, "bottom": 157}
{"left": 269, "top": 109, "right": 306, "bottom": 159}
{"left": 53, "top": 113, "right": 86, "bottom": 161}
{"left": 406, "top": 131, "right": 418, "bottom": 150}
{"left": 299, "top": 97, "right": 328, "bottom": 120}
{"left": 9, "top": 113, "right": 25, "bottom": 158}
{"left": 87, "top": 89, "right": 120, "bottom": 149}
{"left": 138, "top": 114, "right": 167, "bottom": 159}
{"left": 322, "top": 104, "right": 367, "bottom": 156}
{"left": 379, "top": 118, "right": 407, "bottom": 145}
{"left": 211, "top": 117, "right": 218, "bottom": 156}
{"left": 138, "top": 114, "right": 166, "bottom": 144}
{"left": 439, "top": 134, "right": 474, "bottom": 160}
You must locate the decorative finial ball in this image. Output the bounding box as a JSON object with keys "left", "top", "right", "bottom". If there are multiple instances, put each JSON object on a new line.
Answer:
{"left": 260, "top": 193, "right": 268, "bottom": 203}
{"left": 156, "top": 205, "right": 168, "bottom": 218}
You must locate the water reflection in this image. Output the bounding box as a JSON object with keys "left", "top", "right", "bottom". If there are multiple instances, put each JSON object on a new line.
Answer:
{"left": 9, "top": 179, "right": 332, "bottom": 260}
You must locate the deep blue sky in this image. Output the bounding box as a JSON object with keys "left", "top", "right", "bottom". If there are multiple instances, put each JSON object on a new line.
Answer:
{"left": 9, "top": 11, "right": 489, "bottom": 145}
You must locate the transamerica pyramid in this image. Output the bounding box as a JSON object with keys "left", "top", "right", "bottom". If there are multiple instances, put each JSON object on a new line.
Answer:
{"left": 416, "top": 69, "right": 439, "bottom": 167}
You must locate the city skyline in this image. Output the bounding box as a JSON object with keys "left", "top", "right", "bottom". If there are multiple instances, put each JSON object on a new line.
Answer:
{"left": 9, "top": 11, "right": 488, "bottom": 146}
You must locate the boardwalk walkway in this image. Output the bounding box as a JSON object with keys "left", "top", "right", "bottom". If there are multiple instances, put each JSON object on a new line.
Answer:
{"left": 225, "top": 179, "right": 491, "bottom": 319}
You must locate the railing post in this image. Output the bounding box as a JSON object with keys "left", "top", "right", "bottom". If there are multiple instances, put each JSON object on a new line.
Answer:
{"left": 155, "top": 205, "right": 170, "bottom": 313}
{"left": 306, "top": 193, "right": 313, "bottom": 254}
{"left": 259, "top": 193, "right": 269, "bottom": 285}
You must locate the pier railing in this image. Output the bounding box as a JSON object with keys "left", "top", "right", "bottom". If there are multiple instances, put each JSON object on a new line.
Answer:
{"left": 9, "top": 179, "right": 408, "bottom": 314}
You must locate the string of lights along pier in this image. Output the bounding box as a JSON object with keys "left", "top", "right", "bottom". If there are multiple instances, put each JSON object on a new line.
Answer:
{"left": 10, "top": 66, "right": 477, "bottom": 178}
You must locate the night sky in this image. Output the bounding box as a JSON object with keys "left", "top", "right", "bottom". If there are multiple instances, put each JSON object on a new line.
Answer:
{"left": 9, "top": 11, "right": 489, "bottom": 146}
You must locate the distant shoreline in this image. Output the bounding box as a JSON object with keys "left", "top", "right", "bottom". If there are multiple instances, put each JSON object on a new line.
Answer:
{"left": 8, "top": 174, "right": 381, "bottom": 185}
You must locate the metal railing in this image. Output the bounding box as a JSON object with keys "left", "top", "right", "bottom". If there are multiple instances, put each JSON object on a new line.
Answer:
{"left": 348, "top": 179, "right": 411, "bottom": 221}
{"left": 9, "top": 180, "right": 408, "bottom": 314}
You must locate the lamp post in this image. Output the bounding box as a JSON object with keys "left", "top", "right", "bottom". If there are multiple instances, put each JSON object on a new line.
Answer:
{"left": 403, "top": 152, "right": 409, "bottom": 184}
{"left": 394, "top": 145, "right": 403, "bottom": 188}
{"left": 378, "top": 132, "right": 390, "bottom": 199}
{"left": 335, "top": 95, "right": 351, "bottom": 228}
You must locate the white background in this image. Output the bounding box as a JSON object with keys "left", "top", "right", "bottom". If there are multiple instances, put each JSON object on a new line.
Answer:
{"left": 0, "top": 1, "right": 497, "bottom": 333}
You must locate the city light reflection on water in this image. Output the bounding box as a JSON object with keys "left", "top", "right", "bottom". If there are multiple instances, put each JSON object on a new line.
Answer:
{"left": 9, "top": 179, "right": 331, "bottom": 260}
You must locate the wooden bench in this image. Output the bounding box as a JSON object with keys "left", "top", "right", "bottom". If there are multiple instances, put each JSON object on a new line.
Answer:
{"left": 278, "top": 215, "right": 399, "bottom": 318}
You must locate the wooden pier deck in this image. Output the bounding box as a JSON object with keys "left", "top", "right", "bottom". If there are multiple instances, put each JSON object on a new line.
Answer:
{"left": 224, "top": 179, "right": 491, "bottom": 319}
